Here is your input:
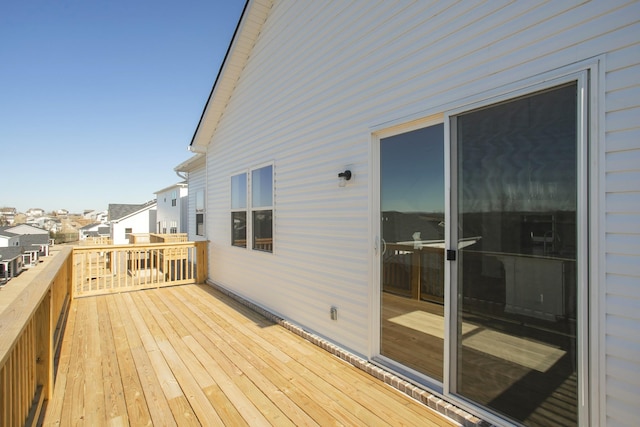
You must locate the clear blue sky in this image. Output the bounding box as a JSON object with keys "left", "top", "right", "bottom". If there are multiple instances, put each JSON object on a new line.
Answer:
{"left": 0, "top": 0, "right": 245, "bottom": 214}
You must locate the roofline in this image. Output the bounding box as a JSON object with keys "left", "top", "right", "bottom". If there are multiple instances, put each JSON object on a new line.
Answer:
{"left": 154, "top": 182, "right": 188, "bottom": 195}
{"left": 111, "top": 201, "right": 157, "bottom": 223}
{"left": 189, "top": 0, "right": 250, "bottom": 150}
{"left": 174, "top": 153, "right": 206, "bottom": 173}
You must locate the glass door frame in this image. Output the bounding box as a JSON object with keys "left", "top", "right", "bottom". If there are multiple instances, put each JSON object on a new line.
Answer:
{"left": 371, "top": 61, "right": 599, "bottom": 426}
{"left": 446, "top": 70, "right": 591, "bottom": 425}
{"left": 371, "top": 112, "right": 447, "bottom": 394}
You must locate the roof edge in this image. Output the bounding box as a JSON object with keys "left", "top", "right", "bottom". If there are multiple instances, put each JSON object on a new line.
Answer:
{"left": 189, "top": 0, "right": 273, "bottom": 152}
{"left": 189, "top": 0, "right": 251, "bottom": 150}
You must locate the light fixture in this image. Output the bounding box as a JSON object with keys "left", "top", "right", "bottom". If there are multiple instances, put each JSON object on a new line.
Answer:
{"left": 338, "top": 170, "right": 352, "bottom": 187}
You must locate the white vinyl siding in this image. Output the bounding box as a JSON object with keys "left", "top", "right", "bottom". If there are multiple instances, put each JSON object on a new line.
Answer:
{"left": 602, "top": 31, "right": 640, "bottom": 427}
{"left": 202, "top": 2, "right": 640, "bottom": 423}
{"left": 187, "top": 166, "right": 206, "bottom": 242}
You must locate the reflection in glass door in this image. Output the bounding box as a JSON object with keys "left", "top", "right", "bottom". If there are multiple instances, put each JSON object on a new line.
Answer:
{"left": 454, "top": 83, "right": 580, "bottom": 426}
{"left": 380, "top": 124, "right": 445, "bottom": 381}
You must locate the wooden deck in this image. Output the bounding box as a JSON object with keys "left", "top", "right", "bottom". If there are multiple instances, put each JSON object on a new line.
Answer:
{"left": 43, "top": 284, "right": 456, "bottom": 426}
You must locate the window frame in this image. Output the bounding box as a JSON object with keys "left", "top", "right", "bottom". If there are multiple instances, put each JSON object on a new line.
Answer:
{"left": 250, "top": 163, "right": 274, "bottom": 252}
{"left": 230, "top": 162, "right": 274, "bottom": 253}
{"left": 195, "top": 189, "right": 205, "bottom": 237}
{"left": 443, "top": 71, "right": 591, "bottom": 426}
{"left": 230, "top": 171, "right": 248, "bottom": 248}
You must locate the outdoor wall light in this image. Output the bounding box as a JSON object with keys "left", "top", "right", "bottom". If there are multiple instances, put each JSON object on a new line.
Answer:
{"left": 338, "top": 169, "right": 352, "bottom": 187}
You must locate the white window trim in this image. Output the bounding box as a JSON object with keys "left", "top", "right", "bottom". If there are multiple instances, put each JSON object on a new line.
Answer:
{"left": 230, "top": 170, "right": 249, "bottom": 249}
{"left": 195, "top": 189, "right": 205, "bottom": 237}
{"left": 230, "top": 162, "right": 275, "bottom": 253}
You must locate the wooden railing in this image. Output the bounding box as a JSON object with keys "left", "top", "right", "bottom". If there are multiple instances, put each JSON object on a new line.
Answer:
{"left": 0, "top": 241, "right": 207, "bottom": 425}
{"left": 72, "top": 241, "right": 207, "bottom": 298}
{"left": 0, "top": 246, "right": 73, "bottom": 427}
{"left": 80, "top": 236, "right": 112, "bottom": 246}
{"left": 149, "top": 233, "right": 188, "bottom": 243}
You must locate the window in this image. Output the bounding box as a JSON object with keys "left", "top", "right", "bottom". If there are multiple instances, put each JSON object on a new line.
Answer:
{"left": 251, "top": 165, "right": 273, "bottom": 252}
{"left": 196, "top": 190, "right": 205, "bottom": 236}
{"left": 171, "top": 190, "right": 177, "bottom": 207}
{"left": 230, "top": 164, "right": 274, "bottom": 252}
{"left": 169, "top": 221, "right": 177, "bottom": 234}
{"left": 231, "top": 173, "right": 247, "bottom": 247}
{"left": 124, "top": 227, "right": 132, "bottom": 241}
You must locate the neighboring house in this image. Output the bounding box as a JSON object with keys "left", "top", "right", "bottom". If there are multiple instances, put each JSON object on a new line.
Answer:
{"left": 0, "top": 247, "right": 24, "bottom": 284}
{"left": 154, "top": 182, "right": 188, "bottom": 234}
{"left": 186, "top": 2, "right": 639, "bottom": 427}
{"left": 2, "top": 225, "right": 51, "bottom": 257}
{"left": 0, "top": 230, "right": 20, "bottom": 247}
{"left": 78, "top": 223, "right": 111, "bottom": 241}
{"left": 175, "top": 154, "right": 207, "bottom": 242}
{"left": 108, "top": 201, "right": 157, "bottom": 245}
{"left": 83, "top": 210, "right": 108, "bottom": 223}
{"left": 0, "top": 225, "right": 50, "bottom": 281}
{"left": 0, "top": 207, "right": 17, "bottom": 225}
{"left": 25, "top": 208, "right": 45, "bottom": 217}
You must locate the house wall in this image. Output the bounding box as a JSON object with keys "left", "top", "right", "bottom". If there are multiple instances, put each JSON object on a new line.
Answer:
{"left": 0, "top": 235, "right": 20, "bottom": 247}
{"left": 187, "top": 166, "right": 207, "bottom": 242}
{"left": 155, "top": 185, "right": 186, "bottom": 234}
{"left": 111, "top": 209, "right": 157, "bottom": 245}
{"left": 203, "top": 2, "right": 639, "bottom": 424}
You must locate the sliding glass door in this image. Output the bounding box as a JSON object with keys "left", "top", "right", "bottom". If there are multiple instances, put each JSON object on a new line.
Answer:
{"left": 379, "top": 123, "right": 445, "bottom": 382}
{"left": 453, "top": 82, "right": 580, "bottom": 426}
{"left": 377, "top": 79, "right": 585, "bottom": 426}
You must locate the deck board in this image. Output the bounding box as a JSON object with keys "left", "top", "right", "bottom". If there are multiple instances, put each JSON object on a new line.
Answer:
{"left": 43, "top": 284, "right": 457, "bottom": 427}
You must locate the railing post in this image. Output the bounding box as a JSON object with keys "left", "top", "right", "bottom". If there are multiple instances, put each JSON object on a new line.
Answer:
{"left": 196, "top": 241, "right": 207, "bottom": 284}
{"left": 35, "top": 290, "right": 53, "bottom": 401}
{"left": 411, "top": 249, "right": 421, "bottom": 300}
{"left": 68, "top": 250, "right": 75, "bottom": 301}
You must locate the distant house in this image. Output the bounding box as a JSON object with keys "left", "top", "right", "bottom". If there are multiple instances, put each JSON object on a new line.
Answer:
{"left": 83, "top": 210, "right": 108, "bottom": 223}
{"left": 78, "top": 223, "right": 111, "bottom": 241}
{"left": 0, "top": 225, "right": 50, "bottom": 282}
{"left": 0, "top": 229, "right": 20, "bottom": 247}
{"left": 174, "top": 154, "right": 206, "bottom": 242}
{"left": 0, "top": 207, "right": 17, "bottom": 225}
{"left": 1, "top": 224, "right": 51, "bottom": 257}
{"left": 154, "top": 182, "right": 188, "bottom": 234}
{"left": 185, "top": 2, "right": 640, "bottom": 426}
{"left": 0, "top": 247, "right": 23, "bottom": 284}
{"left": 26, "top": 208, "right": 45, "bottom": 217}
{"left": 108, "top": 201, "right": 157, "bottom": 245}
